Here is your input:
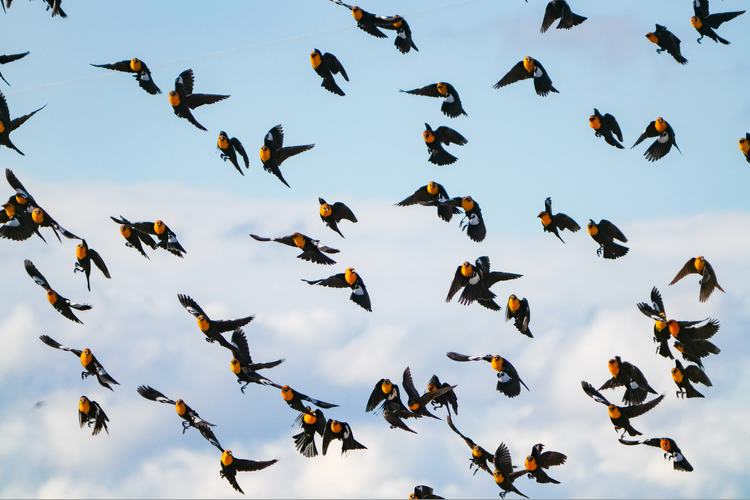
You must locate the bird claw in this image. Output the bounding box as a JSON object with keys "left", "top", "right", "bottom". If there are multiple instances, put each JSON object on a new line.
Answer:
{"left": 81, "top": 372, "right": 91, "bottom": 380}
{"left": 596, "top": 246, "right": 603, "bottom": 257}
{"left": 656, "top": 48, "right": 664, "bottom": 54}
{"left": 125, "top": 242, "right": 133, "bottom": 248}
{"left": 74, "top": 263, "right": 84, "bottom": 273}
{"left": 697, "top": 37, "right": 703, "bottom": 44}
{"left": 240, "top": 383, "right": 249, "bottom": 394}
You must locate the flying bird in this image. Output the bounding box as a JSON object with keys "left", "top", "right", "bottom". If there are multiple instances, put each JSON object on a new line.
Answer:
{"left": 410, "top": 485, "right": 444, "bottom": 499}
{"left": 645, "top": 25, "right": 688, "bottom": 64}
{"left": 366, "top": 378, "right": 417, "bottom": 433}
{"left": 217, "top": 131, "right": 249, "bottom": 175}
{"left": 91, "top": 58, "right": 161, "bottom": 95}
{"left": 493, "top": 442, "right": 528, "bottom": 498}
{"left": 618, "top": 437, "right": 693, "bottom": 472}
{"left": 494, "top": 57, "right": 558, "bottom": 96}
{"left": 169, "top": 69, "right": 229, "bottom": 131}
{"left": 598, "top": 356, "right": 658, "bottom": 406}
{"left": 505, "top": 295, "right": 532, "bottom": 338}
{"left": 423, "top": 123, "right": 467, "bottom": 165}
{"left": 328, "top": 0, "right": 402, "bottom": 39}
{"left": 740, "top": 134, "right": 749, "bottom": 162}
{"left": 538, "top": 197, "right": 580, "bottom": 243}
{"left": 219, "top": 450, "right": 277, "bottom": 495}
{"left": 666, "top": 318, "right": 721, "bottom": 365}
{"left": 0, "top": 90, "right": 45, "bottom": 156}
{"left": 587, "top": 219, "right": 628, "bottom": 259}
{"left": 581, "top": 381, "right": 665, "bottom": 437}
{"left": 78, "top": 396, "right": 109, "bottom": 436}
{"left": 631, "top": 117, "right": 680, "bottom": 162}
{"left": 281, "top": 385, "right": 338, "bottom": 413}
{"left": 318, "top": 197, "right": 357, "bottom": 238}
{"left": 442, "top": 196, "right": 486, "bottom": 242}
{"left": 589, "top": 109, "right": 624, "bottom": 149}
{"left": 322, "top": 419, "right": 367, "bottom": 456}
{"left": 671, "top": 359, "right": 712, "bottom": 399}
{"left": 310, "top": 49, "right": 348, "bottom": 96}
{"left": 113, "top": 217, "right": 185, "bottom": 258}
{"left": 668, "top": 256, "right": 723, "bottom": 302}
{"left": 292, "top": 407, "right": 326, "bottom": 458}
{"left": 401, "top": 82, "right": 467, "bottom": 118}
{"left": 302, "top": 267, "right": 371, "bottom": 311}
{"left": 691, "top": 0, "right": 745, "bottom": 44}
{"left": 396, "top": 181, "right": 461, "bottom": 223}
{"left": 0, "top": 51, "right": 30, "bottom": 86}
{"left": 177, "top": 294, "right": 254, "bottom": 351}
{"left": 228, "top": 328, "right": 284, "bottom": 393}
{"left": 250, "top": 232, "right": 339, "bottom": 265}
{"left": 446, "top": 414, "right": 494, "bottom": 476}
{"left": 74, "top": 239, "right": 111, "bottom": 291}
{"left": 401, "top": 366, "right": 456, "bottom": 420}
{"left": 540, "top": 0, "right": 586, "bottom": 33}
{"left": 446, "top": 257, "right": 521, "bottom": 311}
{"left": 393, "top": 18, "right": 418, "bottom": 54}
{"left": 636, "top": 287, "right": 673, "bottom": 359}
{"left": 259, "top": 124, "right": 315, "bottom": 187}
{"left": 40, "top": 335, "right": 119, "bottom": 391}
{"left": 25, "top": 260, "right": 91, "bottom": 324}
{"left": 524, "top": 443, "right": 567, "bottom": 484}
{"left": 110, "top": 216, "right": 158, "bottom": 259}
{"left": 426, "top": 374, "right": 458, "bottom": 416}
{"left": 447, "top": 353, "right": 529, "bottom": 398}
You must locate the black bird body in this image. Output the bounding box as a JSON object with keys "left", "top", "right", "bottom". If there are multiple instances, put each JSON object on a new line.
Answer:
{"left": 672, "top": 359, "right": 712, "bottom": 399}
{"left": 0, "top": 93, "right": 44, "bottom": 156}
{"left": 310, "top": 49, "right": 348, "bottom": 96}
{"left": 692, "top": 0, "right": 744, "bottom": 45}
{"left": 366, "top": 378, "right": 417, "bottom": 433}
{"left": 293, "top": 407, "right": 326, "bottom": 458}
{"left": 40, "top": 335, "right": 118, "bottom": 390}
{"left": 443, "top": 196, "right": 486, "bottom": 242}
{"left": 581, "top": 381, "right": 665, "bottom": 437}
{"left": 177, "top": 294, "right": 254, "bottom": 351}
{"left": 169, "top": 69, "right": 229, "bottom": 131}
{"left": 220, "top": 450, "right": 277, "bottom": 495}
{"left": 669, "top": 256, "right": 723, "bottom": 302}
{"left": 259, "top": 124, "right": 315, "bottom": 187}
{"left": 494, "top": 57, "right": 558, "bottom": 96}
{"left": 302, "top": 267, "right": 371, "bottom": 311}
{"left": 446, "top": 258, "right": 501, "bottom": 310}
{"left": 115, "top": 217, "right": 185, "bottom": 258}
{"left": 217, "top": 131, "right": 249, "bottom": 175}
{"left": 666, "top": 319, "right": 720, "bottom": 363}
{"left": 318, "top": 197, "right": 357, "bottom": 238}
{"left": 636, "top": 287, "right": 673, "bottom": 359}
{"left": 540, "top": 0, "right": 586, "bottom": 33}
{"left": 396, "top": 181, "right": 460, "bottom": 222}
{"left": 281, "top": 385, "right": 338, "bottom": 413}
{"left": 401, "top": 82, "right": 467, "bottom": 118}
{"left": 426, "top": 374, "right": 458, "bottom": 416}
{"left": 538, "top": 197, "right": 580, "bottom": 243}
{"left": 447, "top": 353, "right": 528, "bottom": 398}
{"left": 598, "top": 356, "right": 657, "bottom": 405}
{"left": 25, "top": 260, "right": 91, "bottom": 324}
{"left": 91, "top": 58, "right": 161, "bottom": 95}
{"left": 322, "top": 419, "right": 367, "bottom": 456}
{"left": 632, "top": 117, "right": 680, "bottom": 162}
{"left": 78, "top": 396, "right": 109, "bottom": 436}
{"left": 402, "top": 367, "right": 456, "bottom": 420}
{"left": 646, "top": 25, "right": 688, "bottom": 64}
{"left": 423, "top": 123, "right": 467, "bottom": 165}
{"left": 619, "top": 437, "right": 693, "bottom": 472}
{"left": 229, "top": 328, "right": 284, "bottom": 393}
{"left": 446, "top": 414, "right": 494, "bottom": 476}
{"left": 0, "top": 51, "right": 30, "bottom": 86}
{"left": 505, "top": 295, "right": 532, "bottom": 338}
{"left": 250, "top": 232, "right": 339, "bottom": 265}
{"left": 110, "top": 216, "right": 158, "bottom": 259}
{"left": 74, "top": 240, "right": 110, "bottom": 291}
{"left": 328, "top": 0, "right": 402, "bottom": 39}
{"left": 524, "top": 443, "right": 566, "bottom": 484}
{"left": 393, "top": 18, "right": 418, "bottom": 54}
{"left": 589, "top": 109, "right": 623, "bottom": 149}
{"left": 493, "top": 442, "right": 528, "bottom": 498}
{"left": 410, "top": 485, "right": 444, "bottom": 499}
{"left": 587, "top": 219, "right": 628, "bottom": 259}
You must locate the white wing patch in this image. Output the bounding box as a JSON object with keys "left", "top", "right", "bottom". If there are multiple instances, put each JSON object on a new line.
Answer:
{"left": 445, "top": 94, "right": 455, "bottom": 104}
{"left": 658, "top": 131, "right": 669, "bottom": 143}
{"left": 498, "top": 371, "right": 511, "bottom": 383}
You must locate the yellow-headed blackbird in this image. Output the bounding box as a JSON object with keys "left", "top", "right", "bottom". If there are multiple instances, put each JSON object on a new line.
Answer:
{"left": 740, "top": 133, "right": 750, "bottom": 162}
{"left": 446, "top": 414, "right": 493, "bottom": 476}
{"left": 328, "top": 0, "right": 402, "bottom": 39}
{"left": 78, "top": 396, "right": 109, "bottom": 436}
{"left": 540, "top": 0, "right": 586, "bottom": 33}
{"left": 91, "top": 58, "right": 161, "bottom": 95}
{"left": 443, "top": 196, "right": 486, "bottom": 242}
{"left": 589, "top": 109, "right": 624, "bottom": 149}
{"left": 40, "top": 335, "right": 119, "bottom": 390}
{"left": 393, "top": 18, "right": 418, "bottom": 54}
{"left": 251, "top": 232, "right": 339, "bottom": 265}
{"left": 598, "top": 356, "right": 657, "bottom": 405}
{"left": 666, "top": 318, "right": 720, "bottom": 364}
{"left": 25, "top": 260, "right": 91, "bottom": 324}
{"left": 524, "top": 443, "right": 567, "bottom": 484}
{"left": 310, "top": 49, "right": 348, "bottom": 96}
{"left": 426, "top": 374, "right": 458, "bottom": 416}
{"left": 114, "top": 217, "right": 185, "bottom": 258}
{"left": 619, "top": 437, "right": 693, "bottom": 472}
{"left": 293, "top": 406, "right": 326, "bottom": 458}
{"left": 669, "top": 256, "right": 723, "bottom": 302}
{"left": 673, "top": 339, "right": 719, "bottom": 369}
{"left": 672, "top": 359, "right": 712, "bottom": 399}
{"left": 137, "top": 385, "right": 223, "bottom": 451}
{"left": 322, "top": 419, "right": 367, "bottom": 456}
{"left": 396, "top": 181, "right": 461, "bottom": 223}
{"left": 505, "top": 295, "right": 532, "bottom": 338}
{"left": 177, "top": 294, "right": 254, "bottom": 351}
{"left": 423, "top": 123, "right": 467, "bottom": 165}
{"left": 493, "top": 443, "right": 528, "bottom": 498}
{"left": 74, "top": 239, "right": 110, "bottom": 292}
{"left": 217, "top": 131, "right": 249, "bottom": 175}
{"left": 410, "top": 485, "right": 444, "bottom": 499}
{"left": 0, "top": 51, "right": 30, "bottom": 86}
{"left": 401, "top": 82, "right": 467, "bottom": 118}
{"left": 581, "top": 380, "right": 665, "bottom": 437}
{"left": 259, "top": 124, "right": 315, "bottom": 187}
{"left": 637, "top": 286, "right": 673, "bottom": 359}
{"left": 220, "top": 450, "right": 277, "bottom": 495}
{"left": 302, "top": 267, "right": 371, "bottom": 311}
{"left": 366, "top": 378, "right": 417, "bottom": 433}
{"left": 110, "top": 215, "right": 158, "bottom": 259}
{"left": 587, "top": 219, "right": 628, "bottom": 259}
{"left": 645, "top": 25, "right": 688, "bottom": 64}
{"left": 402, "top": 366, "right": 456, "bottom": 420}
{"left": 632, "top": 117, "right": 681, "bottom": 162}
{"left": 692, "top": 1, "right": 745, "bottom": 45}
{"left": 494, "top": 57, "right": 558, "bottom": 96}
{"left": 281, "top": 385, "right": 338, "bottom": 413}
{"left": 538, "top": 197, "right": 580, "bottom": 243}
{"left": 446, "top": 258, "right": 498, "bottom": 310}
{"left": 169, "top": 69, "right": 229, "bottom": 131}
{"left": 447, "top": 353, "right": 529, "bottom": 398}
{"left": 319, "top": 197, "right": 357, "bottom": 238}
{"left": 229, "top": 328, "right": 284, "bottom": 393}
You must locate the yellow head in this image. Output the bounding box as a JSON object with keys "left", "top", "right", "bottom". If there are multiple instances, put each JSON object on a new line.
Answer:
{"left": 168, "top": 91, "right": 180, "bottom": 107}
{"left": 130, "top": 58, "right": 142, "bottom": 72}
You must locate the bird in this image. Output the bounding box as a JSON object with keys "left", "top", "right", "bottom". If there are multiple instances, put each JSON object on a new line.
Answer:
{"left": 110, "top": 216, "right": 158, "bottom": 259}
{"left": 177, "top": 294, "right": 254, "bottom": 351}
{"left": 25, "top": 260, "right": 91, "bottom": 324}
{"left": 505, "top": 295, "right": 532, "bottom": 338}
{"left": 310, "top": 49, "right": 348, "bottom": 96}
{"left": 169, "top": 69, "right": 229, "bottom": 131}
{"left": 581, "top": 381, "right": 665, "bottom": 437}
{"left": 136, "top": 385, "right": 223, "bottom": 451}
{"left": 393, "top": 17, "right": 418, "bottom": 54}
{"left": 259, "top": 124, "right": 315, "bottom": 187}
{"left": 597, "top": 356, "right": 658, "bottom": 406}
{"left": 447, "top": 353, "right": 529, "bottom": 398}
{"left": 540, "top": 0, "right": 586, "bottom": 33}
{"left": 401, "top": 366, "right": 456, "bottom": 420}
{"left": 446, "top": 259, "right": 498, "bottom": 310}
{"left": 0, "top": 90, "right": 45, "bottom": 156}
{"left": 0, "top": 51, "right": 30, "bottom": 86}
{"left": 668, "top": 256, "right": 724, "bottom": 302}
{"left": 219, "top": 450, "right": 277, "bottom": 495}
{"left": 39, "top": 0, "right": 65, "bottom": 17}
{"left": 618, "top": 437, "right": 693, "bottom": 472}
{"left": 426, "top": 374, "right": 458, "bottom": 416}
{"left": 280, "top": 385, "right": 338, "bottom": 413}
{"left": 74, "top": 239, "right": 111, "bottom": 292}
{"left": 39, "top": 335, "right": 119, "bottom": 391}
{"left": 423, "top": 123, "right": 468, "bottom": 165}
{"left": 115, "top": 218, "right": 186, "bottom": 258}
{"left": 396, "top": 181, "right": 461, "bottom": 223}
{"left": 645, "top": 25, "right": 688, "bottom": 64}
{"left": 740, "top": 133, "right": 750, "bottom": 163}
{"left": 302, "top": 267, "right": 371, "bottom": 311}
{"left": 494, "top": 57, "right": 558, "bottom": 96}
{"left": 410, "top": 485, "right": 444, "bottom": 499}
{"left": 691, "top": 0, "right": 745, "bottom": 45}
{"left": 524, "top": 443, "right": 567, "bottom": 484}
{"left": 443, "top": 196, "right": 486, "bottom": 242}
{"left": 328, "top": 0, "right": 402, "bottom": 39}
{"left": 228, "top": 328, "right": 284, "bottom": 393}
{"left": 318, "top": 197, "right": 357, "bottom": 238}
{"left": 446, "top": 414, "right": 494, "bottom": 476}
{"left": 493, "top": 443, "right": 528, "bottom": 498}
{"left": 631, "top": 117, "right": 681, "bottom": 162}
{"left": 292, "top": 406, "right": 326, "bottom": 458}
{"left": 366, "top": 378, "right": 417, "bottom": 433}
{"left": 589, "top": 109, "right": 624, "bottom": 149}
{"left": 671, "top": 359, "right": 712, "bottom": 399}
{"left": 538, "top": 197, "right": 581, "bottom": 243}
{"left": 587, "top": 219, "right": 628, "bottom": 259}
{"left": 217, "top": 131, "right": 249, "bottom": 175}
{"left": 78, "top": 396, "right": 109, "bottom": 436}
{"left": 636, "top": 287, "right": 674, "bottom": 359}
{"left": 90, "top": 58, "right": 161, "bottom": 95}
{"left": 666, "top": 319, "right": 721, "bottom": 365}
{"left": 250, "top": 232, "right": 339, "bottom": 265}
{"left": 322, "top": 419, "right": 367, "bottom": 456}
{"left": 401, "top": 82, "right": 467, "bottom": 118}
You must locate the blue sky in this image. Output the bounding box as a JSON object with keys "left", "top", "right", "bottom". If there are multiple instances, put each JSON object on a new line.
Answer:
{"left": 1, "top": 0, "right": 749, "bottom": 498}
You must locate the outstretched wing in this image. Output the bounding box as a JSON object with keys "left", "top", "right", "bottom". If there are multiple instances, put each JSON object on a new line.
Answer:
{"left": 581, "top": 380, "right": 611, "bottom": 406}
{"left": 137, "top": 385, "right": 177, "bottom": 405}
{"left": 177, "top": 294, "right": 207, "bottom": 319}
{"left": 24, "top": 259, "right": 50, "bottom": 290}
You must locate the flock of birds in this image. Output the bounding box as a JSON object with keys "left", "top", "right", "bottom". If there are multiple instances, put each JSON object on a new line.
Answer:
{"left": 0, "top": 0, "right": 745, "bottom": 497}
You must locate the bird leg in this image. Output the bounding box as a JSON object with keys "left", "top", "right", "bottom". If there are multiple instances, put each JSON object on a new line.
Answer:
{"left": 596, "top": 245, "right": 604, "bottom": 257}
{"left": 697, "top": 36, "right": 703, "bottom": 44}
{"left": 656, "top": 48, "right": 664, "bottom": 54}
{"left": 240, "top": 382, "right": 250, "bottom": 394}
{"left": 74, "top": 263, "right": 84, "bottom": 273}
{"left": 81, "top": 371, "right": 91, "bottom": 380}
{"left": 181, "top": 421, "right": 191, "bottom": 434}
{"left": 125, "top": 242, "right": 134, "bottom": 248}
